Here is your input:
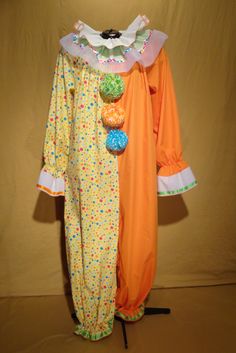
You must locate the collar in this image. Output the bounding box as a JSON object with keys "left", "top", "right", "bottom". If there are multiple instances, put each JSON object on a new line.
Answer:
{"left": 59, "top": 15, "right": 168, "bottom": 73}
{"left": 72, "top": 14, "right": 150, "bottom": 49}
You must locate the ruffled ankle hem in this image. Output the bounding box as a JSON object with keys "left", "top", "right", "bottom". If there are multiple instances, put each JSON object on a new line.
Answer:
{"left": 114, "top": 303, "right": 145, "bottom": 321}
{"left": 73, "top": 318, "right": 114, "bottom": 341}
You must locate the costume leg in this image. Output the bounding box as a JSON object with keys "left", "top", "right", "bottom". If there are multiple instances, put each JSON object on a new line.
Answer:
{"left": 64, "top": 156, "right": 119, "bottom": 340}
{"left": 115, "top": 191, "right": 158, "bottom": 321}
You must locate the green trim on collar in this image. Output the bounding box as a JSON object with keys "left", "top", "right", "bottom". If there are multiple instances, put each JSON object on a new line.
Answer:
{"left": 72, "top": 29, "right": 152, "bottom": 63}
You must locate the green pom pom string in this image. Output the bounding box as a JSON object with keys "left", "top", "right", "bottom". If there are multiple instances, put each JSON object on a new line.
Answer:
{"left": 99, "top": 73, "right": 125, "bottom": 101}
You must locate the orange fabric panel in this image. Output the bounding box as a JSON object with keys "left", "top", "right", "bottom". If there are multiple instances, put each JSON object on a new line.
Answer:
{"left": 115, "top": 62, "right": 158, "bottom": 318}
{"left": 115, "top": 47, "right": 193, "bottom": 318}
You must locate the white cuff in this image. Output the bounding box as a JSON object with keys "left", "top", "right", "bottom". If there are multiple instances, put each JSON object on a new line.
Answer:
{"left": 36, "top": 170, "right": 65, "bottom": 197}
{"left": 157, "top": 166, "right": 197, "bottom": 196}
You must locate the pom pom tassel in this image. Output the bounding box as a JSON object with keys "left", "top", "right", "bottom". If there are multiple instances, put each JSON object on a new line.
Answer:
{"left": 99, "top": 72, "right": 128, "bottom": 154}
{"left": 106, "top": 129, "right": 128, "bottom": 154}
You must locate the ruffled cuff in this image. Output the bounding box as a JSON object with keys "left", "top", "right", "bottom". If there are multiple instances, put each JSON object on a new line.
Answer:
{"left": 157, "top": 166, "right": 197, "bottom": 196}
{"left": 36, "top": 169, "right": 65, "bottom": 197}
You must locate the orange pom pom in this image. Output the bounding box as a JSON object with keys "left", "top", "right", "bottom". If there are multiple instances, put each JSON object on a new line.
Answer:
{"left": 101, "top": 103, "right": 125, "bottom": 128}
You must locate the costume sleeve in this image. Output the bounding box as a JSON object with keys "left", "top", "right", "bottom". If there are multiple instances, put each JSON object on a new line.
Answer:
{"left": 36, "top": 47, "right": 75, "bottom": 196}
{"left": 147, "top": 47, "right": 197, "bottom": 196}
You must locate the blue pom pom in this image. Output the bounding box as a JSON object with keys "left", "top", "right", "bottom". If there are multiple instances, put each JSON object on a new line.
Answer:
{"left": 106, "top": 129, "right": 128, "bottom": 151}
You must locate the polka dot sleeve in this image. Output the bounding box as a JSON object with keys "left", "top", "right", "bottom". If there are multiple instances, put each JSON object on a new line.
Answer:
{"left": 36, "top": 48, "right": 75, "bottom": 196}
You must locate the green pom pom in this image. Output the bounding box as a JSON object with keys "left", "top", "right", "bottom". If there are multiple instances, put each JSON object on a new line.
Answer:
{"left": 99, "top": 73, "right": 125, "bottom": 100}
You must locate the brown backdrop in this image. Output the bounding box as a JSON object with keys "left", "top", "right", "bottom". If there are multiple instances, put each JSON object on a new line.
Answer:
{"left": 1, "top": 0, "right": 236, "bottom": 297}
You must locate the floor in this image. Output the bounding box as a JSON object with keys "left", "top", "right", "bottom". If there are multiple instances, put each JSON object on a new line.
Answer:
{"left": 1, "top": 284, "right": 235, "bottom": 353}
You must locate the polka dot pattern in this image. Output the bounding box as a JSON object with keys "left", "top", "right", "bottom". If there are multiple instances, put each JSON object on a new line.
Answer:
{"left": 43, "top": 48, "right": 120, "bottom": 340}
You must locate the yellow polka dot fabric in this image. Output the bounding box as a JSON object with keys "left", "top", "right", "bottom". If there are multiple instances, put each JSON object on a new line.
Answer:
{"left": 41, "top": 48, "right": 120, "bottom": 340}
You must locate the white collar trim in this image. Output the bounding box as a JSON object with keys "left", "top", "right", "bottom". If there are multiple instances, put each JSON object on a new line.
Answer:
{"left": 73, "top": 14, "right": 150, "bottom": 49}
{"left": 59, "top": 16, "right": 168, "bottom": 73}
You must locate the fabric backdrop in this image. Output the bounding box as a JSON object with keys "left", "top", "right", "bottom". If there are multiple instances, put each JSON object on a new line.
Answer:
{"left": 0, "top": 0, "right": 235, "bottom": 297}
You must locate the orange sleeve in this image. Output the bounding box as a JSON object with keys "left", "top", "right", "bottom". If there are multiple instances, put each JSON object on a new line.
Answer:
{"left": 147, "top": 47, "right": 198, "bottom": 196}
